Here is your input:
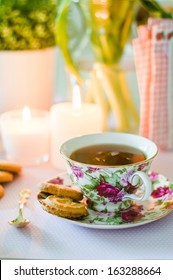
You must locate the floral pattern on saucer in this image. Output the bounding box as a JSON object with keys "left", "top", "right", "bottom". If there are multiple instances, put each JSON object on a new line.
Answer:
{"left": 82, "top": 172, "right": 173, "bottom": 225}
{"left": 54, "top": 171, "right": 173, "bottom": 227}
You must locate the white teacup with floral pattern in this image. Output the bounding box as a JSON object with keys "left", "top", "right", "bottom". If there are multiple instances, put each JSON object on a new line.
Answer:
{"left": 60, "top": 133, "right": 158, "bottom": 212}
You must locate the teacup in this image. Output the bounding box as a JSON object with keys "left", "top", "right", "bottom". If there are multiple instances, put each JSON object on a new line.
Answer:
{"left": 60, "top": 132, "right": 158, "bottom": 212}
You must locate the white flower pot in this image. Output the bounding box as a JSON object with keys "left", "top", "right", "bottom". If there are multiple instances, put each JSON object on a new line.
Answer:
{"left": 0, "top": 47, "right": 56, "bottom": 113}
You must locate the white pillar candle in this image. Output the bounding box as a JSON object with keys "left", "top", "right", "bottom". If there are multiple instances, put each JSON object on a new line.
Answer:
{"left": 50, "top": 85, "right": 103, "bottom": 170}
{"left": 0, "top": 107, "right": 50, "bottom": 165}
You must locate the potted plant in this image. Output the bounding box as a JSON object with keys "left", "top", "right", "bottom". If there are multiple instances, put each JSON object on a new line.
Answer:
{"left": 0, "top": 0, "right": 58, "bottom": 112}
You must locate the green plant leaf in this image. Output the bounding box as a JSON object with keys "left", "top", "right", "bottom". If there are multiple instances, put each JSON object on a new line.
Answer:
{"left": 55, "top": 0, "right": 83, "bottom": 83}
{"left": 137, "top": 0, "right": 172, "bottom": 18}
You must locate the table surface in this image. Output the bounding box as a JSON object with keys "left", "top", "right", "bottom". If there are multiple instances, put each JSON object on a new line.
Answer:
{"left": 1, "top": 150, "right": 173, "bottom": 260}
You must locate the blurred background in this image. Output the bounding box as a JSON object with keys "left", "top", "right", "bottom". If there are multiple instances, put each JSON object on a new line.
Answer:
{"left": 0, "top": 0, "right": 173, "bottom": 135}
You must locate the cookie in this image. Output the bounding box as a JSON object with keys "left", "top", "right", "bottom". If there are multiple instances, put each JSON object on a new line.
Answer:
{"left": 39, "top": 181, "right": 83, "bottom": 201}
{"left": 0, "top": 161, "right": 22, "bottom": 174}
{"left": 0, "top": 184, "right": 5, "bottom": 198}
{"left": 37, "top": 193, "right": 88, "bottom": 218}
{"left": 0, "top": 171, "right": 13, "bottom": 183}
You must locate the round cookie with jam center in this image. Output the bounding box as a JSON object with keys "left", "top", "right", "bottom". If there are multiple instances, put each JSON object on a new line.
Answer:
{"left": 37, "top": 193, "right": 88, "bottom": 219}
{"left": 39, "top": 181, "right": 83, "bottom": 201}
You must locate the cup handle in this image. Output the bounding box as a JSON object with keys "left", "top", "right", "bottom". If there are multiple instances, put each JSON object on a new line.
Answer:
{"left": 123, "top": 171, "right": 152, "bottom": 202}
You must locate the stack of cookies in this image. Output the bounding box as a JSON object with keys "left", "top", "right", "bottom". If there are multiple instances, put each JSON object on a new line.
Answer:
{"left": 0, "top": 161, "right": 22, "bottom": 198}
{"left": 37, "top": 179, "right": 88, "bottom": 219}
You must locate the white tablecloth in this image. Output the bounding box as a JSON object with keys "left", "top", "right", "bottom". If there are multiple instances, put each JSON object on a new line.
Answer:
{"left": 1, "top": 151, "right": 173, "bottom": 260}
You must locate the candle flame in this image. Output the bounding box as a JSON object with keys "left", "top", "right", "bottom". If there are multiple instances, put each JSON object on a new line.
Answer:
{"left": 22, "top": 106, "right": 31, "bottom": 122}
{"left": 72, "top": 84, "right": 81, "bottom": 112}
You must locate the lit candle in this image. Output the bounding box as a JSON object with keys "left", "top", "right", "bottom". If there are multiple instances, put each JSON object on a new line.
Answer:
{"left": 0, "top": 107, "right": 50, "bottom": 165}
{"left": 50, "top": 85, "right": 103, "bottom": 170}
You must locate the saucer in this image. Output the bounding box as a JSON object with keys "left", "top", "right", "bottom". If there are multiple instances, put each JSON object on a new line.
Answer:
{"left": 43, "top": 172, "right": 173, "bottom": 229}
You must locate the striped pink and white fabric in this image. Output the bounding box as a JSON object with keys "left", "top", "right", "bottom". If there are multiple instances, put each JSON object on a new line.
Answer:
{"left": 133, "top": 18, "right": 173, "bottom": 151}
